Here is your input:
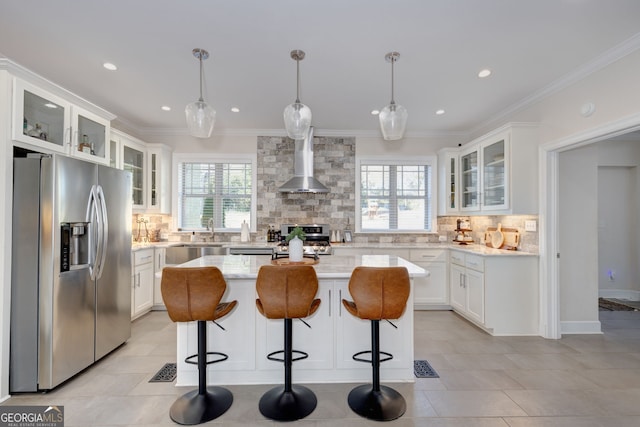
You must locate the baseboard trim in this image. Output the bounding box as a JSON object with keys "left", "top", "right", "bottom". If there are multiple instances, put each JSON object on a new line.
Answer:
{"left": 561, "top": 320, "right": 602, "bottom": 335}
{"left": 599, "top": 289, "right": 640, "bottom": 301}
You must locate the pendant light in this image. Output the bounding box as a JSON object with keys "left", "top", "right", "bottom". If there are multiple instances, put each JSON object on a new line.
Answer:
{"left": 283, "top": 50, "right": 312, "bottom": 140}
{"left": 379, "top": 51, "right": 408, "bottom": 141}
{"left": 185, "top": 48, "right": 216, "bottom": 138}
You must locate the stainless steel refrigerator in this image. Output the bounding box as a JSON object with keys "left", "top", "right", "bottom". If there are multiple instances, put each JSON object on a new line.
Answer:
{"left": 10, "top": 154, "right": 132, "bottom": 392}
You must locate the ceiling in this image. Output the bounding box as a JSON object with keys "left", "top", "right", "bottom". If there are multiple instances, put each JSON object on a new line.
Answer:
{"left": 2, "top": 0, "right": 640, "bottom": 137}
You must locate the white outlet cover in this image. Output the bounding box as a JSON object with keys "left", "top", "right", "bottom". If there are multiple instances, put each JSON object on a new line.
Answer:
{"left": 525, "top": 220, "right": 537, "bottom": 232}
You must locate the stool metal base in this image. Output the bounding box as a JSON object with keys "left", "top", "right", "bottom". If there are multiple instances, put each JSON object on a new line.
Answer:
{"left": 169, "top": 386, "right": 233, "bottom": 425}
{"left": 347, "top": 384, "right": 406, "bottom": 421}
{"left": 258, "top": 384, "right": 317, "bottom": 421}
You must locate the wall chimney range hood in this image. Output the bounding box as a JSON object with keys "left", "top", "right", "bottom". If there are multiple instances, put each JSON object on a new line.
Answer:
{"left": 278, "top": 126, "right": 329, "bottom": 193}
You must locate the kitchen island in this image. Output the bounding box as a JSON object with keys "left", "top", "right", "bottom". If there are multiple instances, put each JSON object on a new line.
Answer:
{"left": 170, "top": 254, "right": 427, "bottom": 386}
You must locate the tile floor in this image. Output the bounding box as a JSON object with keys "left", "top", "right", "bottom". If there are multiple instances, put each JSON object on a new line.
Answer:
{"left": 3, "top": 309, "right": 640, "bottom": 426}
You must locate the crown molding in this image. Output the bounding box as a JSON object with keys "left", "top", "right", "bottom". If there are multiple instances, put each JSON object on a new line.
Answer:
{"left": 472, "top": 31, "right": 640, "bottom": 135}
{"left": 0, "top": 58, "right": 116, "bottom": 120}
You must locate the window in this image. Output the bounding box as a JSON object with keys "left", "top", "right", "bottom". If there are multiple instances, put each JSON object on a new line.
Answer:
{"left": 358, "top": 158, "right": 435, "bottom": 232}
{"left": 175, "top": 155, "right": 255, "bottom": 231}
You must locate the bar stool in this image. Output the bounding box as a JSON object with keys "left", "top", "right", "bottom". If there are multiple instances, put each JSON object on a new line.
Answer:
{"left": 161, "top": 267, "right": 238, "bottom": 425}
{"left": 341, "top": 266, "right": 410, "bottom": 421}
{"left": 255, "top": 265, "right": 321, "bottom": 421}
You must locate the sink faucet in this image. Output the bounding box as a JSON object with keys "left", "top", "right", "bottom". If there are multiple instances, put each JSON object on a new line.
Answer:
{"left": 207, "top": 218, "right": 215, "bottom": 240}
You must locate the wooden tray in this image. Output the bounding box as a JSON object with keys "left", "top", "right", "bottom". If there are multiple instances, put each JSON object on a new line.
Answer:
{"left": 484, "top": 226, "right": 520, "bottom": 250}
{"left": 271, "top": 257, "right": 319, "bottom": 265}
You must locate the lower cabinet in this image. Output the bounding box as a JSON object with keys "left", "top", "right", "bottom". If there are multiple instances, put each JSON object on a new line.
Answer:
{"left": 409, "top": 249, "right": 449, "bottom": 309}
{"left": 152, "top": 247, "right": 166, "bottom": 309}
{"left": 449, "top": 251, "right": 484, "bottom": 324}
{"left": 176, "top": 278, "right": 414, "bottom": 385}
{"left": 131, "top": 249, "right": 154, "bottom": 319}
{"left": 449, "top": 249, "right": 538, "bottom": 335}
{"left": 334, "top": 281, "right": 413, "bottom": 379}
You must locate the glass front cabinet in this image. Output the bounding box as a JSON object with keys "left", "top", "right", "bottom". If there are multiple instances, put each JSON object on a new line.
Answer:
{"left": 460, "top": 133, "right": 508, "bottom": 212}
{"left": 112, "top": 130, "right": 146, "bottom": 210}
{"left": 13, "top": 78, "right": 111, "bottom": 165}
{"left": 439, "top": 124, "right": 538, "bottom": 216}
{"left": 481, "top": 135, "right": 509, "bottom": 211}
{"left": 460, "top": 148, "right": 480, "bottom": 211}
{"left": 437, "top": 149, "right": 459, "bottom": 215}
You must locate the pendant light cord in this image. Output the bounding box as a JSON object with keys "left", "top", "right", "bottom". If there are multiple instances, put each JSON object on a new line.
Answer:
{"left": 198, "top": 54, "right": 205, "bottom": 102}
{"left": 390, "top": 56, "right": 396, "bottom": 106}
{"left": 295, "top": 57, "right": 301, "bottom": 104}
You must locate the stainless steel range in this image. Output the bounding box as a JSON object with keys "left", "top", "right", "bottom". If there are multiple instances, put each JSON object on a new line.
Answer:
{"left": 276, "top": 224, "right": 333, "bottom": 255}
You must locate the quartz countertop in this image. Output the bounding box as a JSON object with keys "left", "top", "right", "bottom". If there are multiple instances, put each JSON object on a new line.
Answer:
{"left": 132, "top": 240, "right": 537, "bottom": 257}
{"left": 332, "top": 242, "right": 538, "bottom": 257}
{"left": 172, "top": 254, "right": 428, "bottom": 280}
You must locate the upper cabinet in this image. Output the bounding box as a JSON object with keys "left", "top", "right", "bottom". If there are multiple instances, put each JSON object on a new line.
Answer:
{"left": 437, "top": 149, "right": 459, "bottom": 215}
{"left": 439, "top": 123, "right": 539, "bottom": 215}
{"left": 13, "top": 78, "right": 111, "bottom": 165}
{"left": 146, "top": 144, "right": 172, "bottom": 214}
{"left": 111, "top": 130, "right": 173, "bottom": 214}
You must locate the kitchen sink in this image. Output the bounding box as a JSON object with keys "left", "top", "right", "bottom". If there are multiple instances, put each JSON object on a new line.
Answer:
{"left": 165, "top": 244, "right": 228, "bottom": 264}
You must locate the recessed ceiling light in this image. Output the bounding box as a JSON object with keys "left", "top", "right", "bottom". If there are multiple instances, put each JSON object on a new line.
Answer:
{"left": 478, "top": 68, "right": 492, "bottom": 78}
{"left": 436, "top": 109, "right": 445, "bottom": 115}
{"left": 161, "top": 106, "right": 171, "bottom": 111}
{"left": 370, "top": 109, "right": 380, "bottom": 115}
{"left": 103, "top": 62, "right": 118, "bottom": 71}
{"left": 231, "top": 107, "right": 240, "bottom": 113}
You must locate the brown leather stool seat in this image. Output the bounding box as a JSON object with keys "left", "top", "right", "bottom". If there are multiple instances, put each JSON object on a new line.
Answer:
{"left": 341, "top": 266, "right": 410, "bottom": 421}
{"left": 255, "top": 265, "right": 321, "bottom": 421}
{"left": 161, "top": 267, "right": 238, "bottom": 425}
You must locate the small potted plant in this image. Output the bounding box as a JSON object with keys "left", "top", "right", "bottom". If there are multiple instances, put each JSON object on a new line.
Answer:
{"left": 286, "top": 226, "right": 306, "bottom": 262}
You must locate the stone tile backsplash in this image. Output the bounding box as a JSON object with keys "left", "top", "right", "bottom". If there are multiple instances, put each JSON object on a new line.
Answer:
{"left": 134, "top": 135, "right": 539, "bottom": 253}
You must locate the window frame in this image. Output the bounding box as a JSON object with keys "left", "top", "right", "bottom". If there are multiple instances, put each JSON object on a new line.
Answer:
{"left": 172, "top": 153, "right": 257, "bottom": 233}
{"left": 356, "top": 156, "right": 438, "bottom": 233}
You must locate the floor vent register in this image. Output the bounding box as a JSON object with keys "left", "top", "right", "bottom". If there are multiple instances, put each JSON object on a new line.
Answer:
{"left": 149, "top": 362, "right": 177, "bottom": 382}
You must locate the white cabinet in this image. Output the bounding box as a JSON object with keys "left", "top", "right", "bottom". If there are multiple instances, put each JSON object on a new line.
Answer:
{"left": 332, "top": 247, "right": 369, "bottom": 256}
{"left": 13, "top": 78, "right": 112, "bottom": 165}
{"left": 132, "top": 249, "right": 154, "bottom": 319}
{"left": 111, "top": 131, "right": 172, "bottom": 214}
{"left": 438, "top": 149, "right": 459, "bottom": 215}
{"left": 441, "top": 123, "right": 539, "bottom": 215}
{"left": 449, "top": 251, "right": 484, "bottom": 324}
{"left": 152, "top": 247, "right": 166, "bottom": 309}
{"left": 146, "top": 144, "right": 172, "bottom": 214}
{"left": 409, "top": 249, "right": 448, "bottom": 309}
{"left": 449, "top": 249, "right": 539, "bottom": 335}
{"left": 112, "top": 130, "right": 146, "bottom": 210}
{"left": 256, "top": 284, "right": 334, "bottom": 371}
{"left": 335, "top": 280, "right": 413, "bottom": 381}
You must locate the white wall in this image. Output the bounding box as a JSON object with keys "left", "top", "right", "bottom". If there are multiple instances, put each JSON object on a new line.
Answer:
{"left": 140, "top": 132, "right": 261, "bottom": 154}
{"left": 559, "top": 144, "right": 600, "bottom": 327}
{"left": 0, "top": 71, "right": 14, "bottom": 402}
{"left": 597, "top": 166, "right": 638, "bottom": 297}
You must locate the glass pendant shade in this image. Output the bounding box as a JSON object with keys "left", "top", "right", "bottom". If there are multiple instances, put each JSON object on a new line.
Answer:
{"left": 379, "top": 51, "right": 407, "bottom": 141}
{"left": 284, "top": 50, "right": 311, "bottom": 139}
{"left": 185, "top": 99, "right": 216, "bottom": 138}
{"left": 379, "top": 103, "right": 408, "bottom": 141}
{"left": 185, "top": 48, "right": 216, "bottom": 138}
{"left": 283, "top": 101, "right": 312, "bottom": 139}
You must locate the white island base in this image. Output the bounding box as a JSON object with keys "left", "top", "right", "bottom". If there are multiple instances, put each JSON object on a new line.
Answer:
{"left": 172, "top": 254, "right": 427, "bottom": 386}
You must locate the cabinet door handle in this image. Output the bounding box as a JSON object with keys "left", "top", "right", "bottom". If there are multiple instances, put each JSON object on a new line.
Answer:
{"left": 462, "top": 274, "right": 466, "bottom": 288}
{"left": 339, "top": 289, "right": 342, "bottom": 316}
{"left": 137, "top": 272, "right": 141, "bottom": 287}
{"left": 328, "top": 289, "right": 332, "bottom": 317}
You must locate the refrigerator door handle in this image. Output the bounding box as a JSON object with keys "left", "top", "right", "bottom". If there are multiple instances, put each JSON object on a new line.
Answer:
{"left": 95, "top": 185, "right": 109, "bottom": 279}
{"left": 85, "top": 185, "right": 102, "bottom": 281}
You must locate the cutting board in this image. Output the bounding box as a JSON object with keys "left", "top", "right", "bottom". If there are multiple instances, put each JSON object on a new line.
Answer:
{"left": 484, "top": 226, "right": 520, "bottom": 250}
